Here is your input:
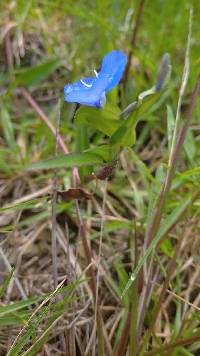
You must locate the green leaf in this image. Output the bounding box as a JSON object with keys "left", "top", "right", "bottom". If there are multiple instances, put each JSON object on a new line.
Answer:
{"left": 0, "top": 296, "right": 43, "bottom": 317}
{"left": 159, "top": 238, "right": 173, "bottom": 258}
{"left": 0, "top": 268, "right": 14, "bottom": 298}
{"left": 128, "top": 148, "right": 156, "bottom": 185}
{"left": 0, "top": 312, "right": 31, "bottom": 326}
{"left": 0, "top": 105, "right": 17, "bottom": 150}
{"left": 86, "top": 144, "right": 116, "bottom": 162}
{"left": 184, "top": 129, "right": 196, "bottom": 163}
{"left": 175, "top": 167, "right": 200, "bottom": 181}
{"left": 136, "top": 90, "right": 162, "bottom": 117}
{"left": 110, "top": 125, "right": 136, "bottom": 147}
{"left": 155, "top": 53, "right": 171, "bottom": 91}
{"left": 155, "top": 164, "right": 165, "bottom": 184}
{"left": 0, "top": 197, "right": 47, "bottom": 213}
{"left": 110, "top": 89, "right": 161, "bottom": 147}
{"left": 75, "top": 106, "right": 120, "bottom": 136}
{"left": 13, "top": 59, "right": 61, "bottom": 88}
{"left": 114, "top": 261, "right": 130, "bottom": 307}
{"left": 167, "top": 105, "right": 175, "bottom": 150}
{"left": 16, "top": 0, "right": 32, "bottom": 25}
{"left": 22, "top": 315, "right": 62, "bottom": 356}
{"left": 28, "top": 146, "right": 113, "bottom": 171}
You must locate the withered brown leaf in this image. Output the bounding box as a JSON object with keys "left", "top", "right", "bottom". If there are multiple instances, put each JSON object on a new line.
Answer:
{"left": 58, "top": 188, "right": 92, "bottom": 201}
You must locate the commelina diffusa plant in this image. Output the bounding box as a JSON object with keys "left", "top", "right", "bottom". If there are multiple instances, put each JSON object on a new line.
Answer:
{"left": 63, "top": 49, "right": 171, "bottom": 294}
{"left": 31, "top": 50, "right": 171, "bottom": 295}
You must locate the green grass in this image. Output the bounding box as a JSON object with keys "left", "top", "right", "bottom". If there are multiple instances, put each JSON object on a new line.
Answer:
{"left": 0, "top": 0, "right": 200, "bottom": 355}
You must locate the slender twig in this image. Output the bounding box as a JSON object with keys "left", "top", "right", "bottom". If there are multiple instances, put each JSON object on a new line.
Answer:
{"left": 51, "top": 99, "right": 61, "bottom": 290}
{"left": 122, "top": 0, "right": 146, "bottom": 88}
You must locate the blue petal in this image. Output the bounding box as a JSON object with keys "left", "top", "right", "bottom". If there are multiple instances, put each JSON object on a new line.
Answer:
{"left": 64, "top": 77, "right": 106, "bottom": 108}
{"left": 64, "top": 50, "right": 127, "bottom": 108}
{"left": 98, "top": 50, "right": 127, "bottom": 92}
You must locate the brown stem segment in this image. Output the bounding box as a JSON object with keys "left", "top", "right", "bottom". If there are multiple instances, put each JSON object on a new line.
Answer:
{"left": 114, "top": 314, "right": 131, "bottom": 356}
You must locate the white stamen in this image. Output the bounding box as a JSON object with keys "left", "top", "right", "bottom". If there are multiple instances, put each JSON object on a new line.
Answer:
{"left": 80, "top": 79, "right": 92, "bottom": 88}
{"left": 94, "top": 69, "right": 99, "bottom": 78}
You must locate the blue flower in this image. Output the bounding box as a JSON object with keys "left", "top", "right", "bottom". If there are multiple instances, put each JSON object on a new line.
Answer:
{"left": 64, "top": 50, "right": 127, "bottom": 108}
